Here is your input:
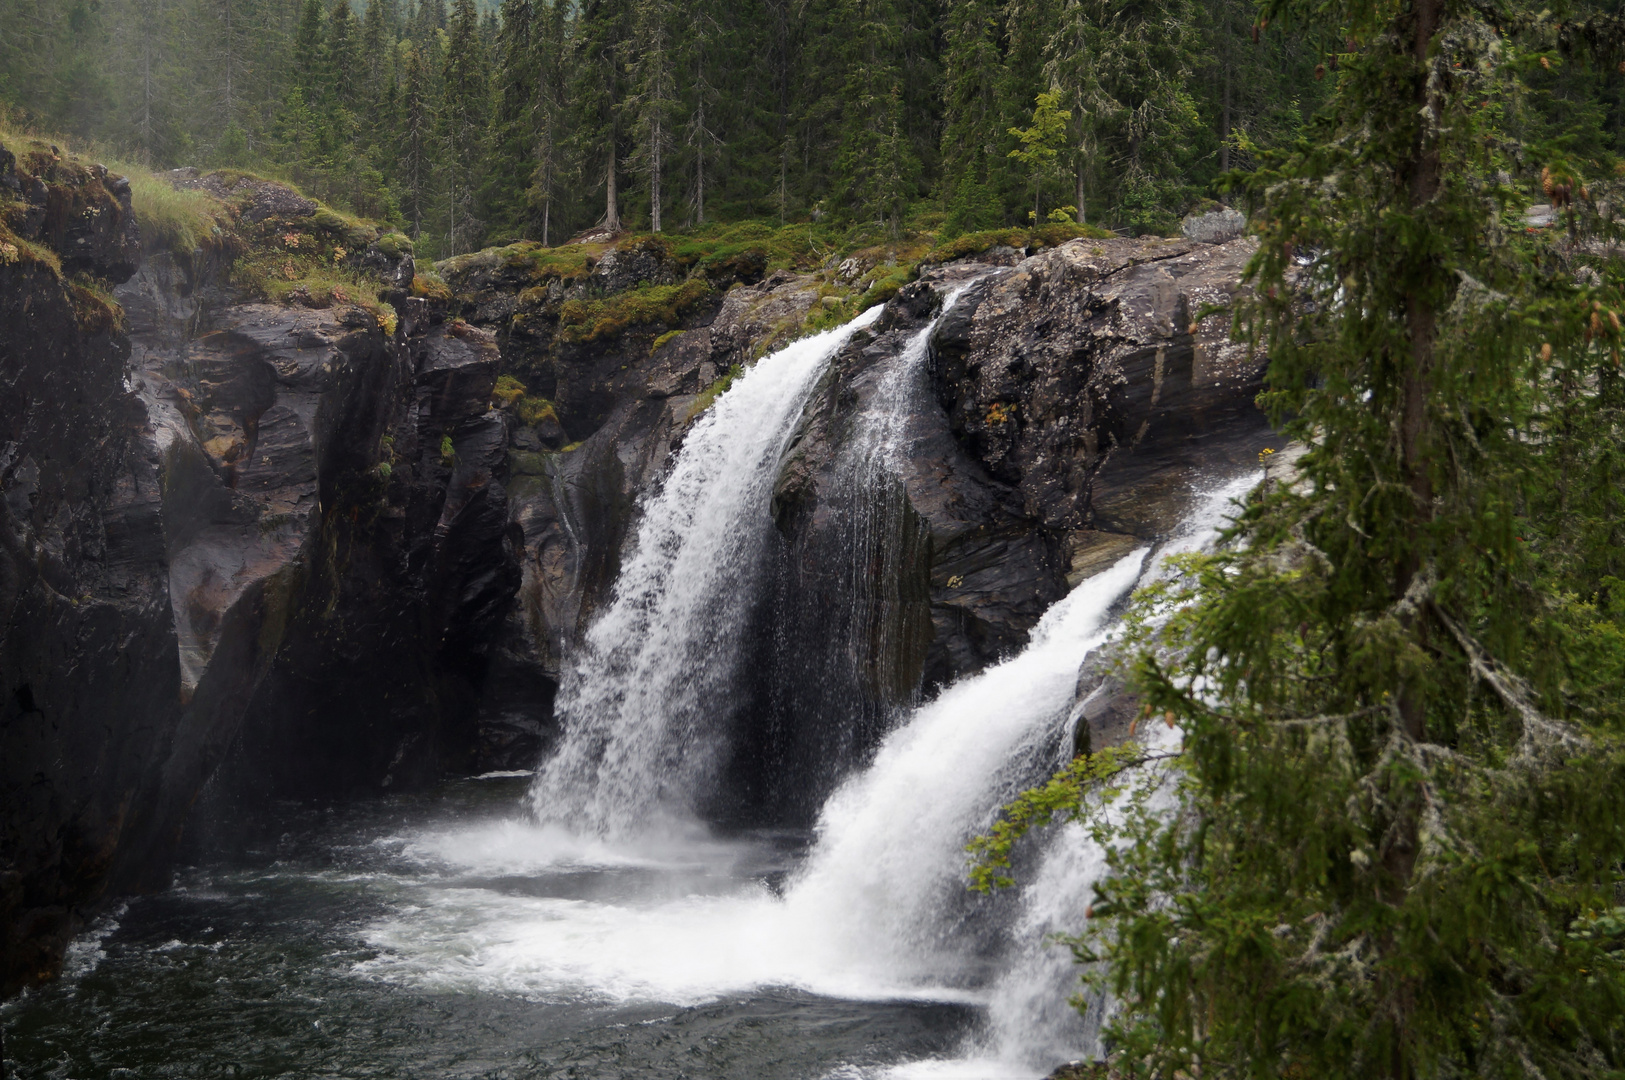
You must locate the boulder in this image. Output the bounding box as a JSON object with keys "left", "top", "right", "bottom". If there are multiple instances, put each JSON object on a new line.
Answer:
{"left": 1181, "top": 205, "right": 1247, "bottom": 245}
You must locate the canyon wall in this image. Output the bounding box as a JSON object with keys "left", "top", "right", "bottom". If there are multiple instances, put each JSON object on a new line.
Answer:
{"left": 0, "top": 142, "right": 1269, "bottom": 993}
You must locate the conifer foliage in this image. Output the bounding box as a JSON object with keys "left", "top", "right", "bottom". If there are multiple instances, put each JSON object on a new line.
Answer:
{"left": 5, "top": 0, "right": 1620, "bottom": 257}
{"left": 974, "top": 0, "right": 1625, "bottom": 1072}
{"left": 0, "top": 0, "right": 1361, "bottom": 255}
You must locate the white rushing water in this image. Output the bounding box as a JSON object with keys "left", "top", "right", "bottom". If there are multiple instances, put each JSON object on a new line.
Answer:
{"left": 356, "top": 480, "right": 1255, "bottom": 1072}
{"left": 526, "top": 306, "right": 884, "bottom": 837}
{"left": 358, "top": 286, "right": 1260, "bottom": 1075}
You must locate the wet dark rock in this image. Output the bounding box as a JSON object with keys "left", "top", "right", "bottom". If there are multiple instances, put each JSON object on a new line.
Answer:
{"left": 739, "top": 238, "right": 1269, "bottom": 824}
{"left": 1, "top": 155, "right": 162, "bottom": 996}
{"left": 1, "top": 154, "right": 523, "bottom": 994}
{"left": 2, "top": 148, "right": 140, "bottom": 280}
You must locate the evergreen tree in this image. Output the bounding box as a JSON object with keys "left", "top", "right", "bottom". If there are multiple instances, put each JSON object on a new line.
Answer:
{"left": 678, "top": 2, "right": 722, "bottom": 225}
{"left": 528, "top": 0, "right": 568, "bottom": 244}
{"left": 939, "top": 0, "right": 1009, "bottom": 232}
{"left": 834, "top": 0, "right": 920, "bottom": 234}
{"left": 977, "top": 0, "right": 1625, "bottom": 1076}
{"left": 398, "top": 39, "right": 434, "bottom": 240}
{"left": 570, "top": 0, "right": 634, "bottom": 234}
{"left": 328, "top": 0, "right": 361, "bottom": 108}
{"left": 292, "top": 0, "right": 325, "bottom": 94}
{"left": 626, "top": 0, "right": 677, "bottom": 231}
{"left": 1045, "top": 0, "right": 1203, "bottom": 232}
{"left": 440, "top": 0, "right": 488, "bottom": 253}
{"left": 482, "top": 0, "right": 538, "bottom": 239}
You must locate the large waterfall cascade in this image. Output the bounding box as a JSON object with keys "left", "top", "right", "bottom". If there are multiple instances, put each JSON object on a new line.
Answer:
{"left": 346, "top": 475, "right": 1255, "bottom": 1077}
{"left": 359, "top": 305, "right": 1258, "bottom": 1075}
{"left": 487, "top": 289, "right": 1261, "bottom": 1071}
{"left": 525, "top": 305, "right": 884, "bottom": 837}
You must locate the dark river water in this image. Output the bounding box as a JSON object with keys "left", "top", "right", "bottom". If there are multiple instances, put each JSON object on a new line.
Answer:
{"left": 0, "top": 775, "right": 983, "bottom": 1080}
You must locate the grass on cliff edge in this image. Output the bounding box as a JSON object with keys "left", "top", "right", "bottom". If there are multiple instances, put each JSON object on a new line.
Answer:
{"left": 123, "top": 172, "right": 235, "bottom": 258}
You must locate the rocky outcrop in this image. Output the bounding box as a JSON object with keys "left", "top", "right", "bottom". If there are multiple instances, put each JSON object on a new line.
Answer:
{"left": 737, "top": 238, "right": 1269, "bottom": 822}
{"left": 3, "top": 143, "right": 1269, "bottom": 992}
{"left": 462, "top": 264, "right": 833, "bottom": 769}
{"left": 437, "top": 230, "right": 1270, "bottom": 815}
{"left": 1, "top": 140, "right": 165, "bottom": 995}
{"left": 0, "top": 149, "right": 518, "bottom": 994}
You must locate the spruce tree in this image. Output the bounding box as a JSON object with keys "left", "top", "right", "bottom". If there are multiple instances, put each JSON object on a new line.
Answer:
{"left": 328, "top": 0, "right": 361, "bottom": 108}
{"left": 678, "top": 3, "right": 722, "bottom": 225}
{"left": 833, "top": 0, "right": 920, "bottom": 235}
{"left": 482, "top": 0, "right": 538, "bottom": 239}
{"left": 528, "top": 0, "right": 568, "bottom": 244}
{"left": 570, "top": 0, "right": 634, "bottom": 234}
{"left": 976, "top": 0, "right": 1625, "bottom": 1075}
{"left": 939, "top": 0, "right": 1009, "bottom": 233}
{"left": 440, "top": 0, "right": 489, "bottom": 253}
{"left": 398, "top": 40, "right": 434, "bottom": 241}
{"left": 625, "top": 0, "right": 678, "bottom": 231}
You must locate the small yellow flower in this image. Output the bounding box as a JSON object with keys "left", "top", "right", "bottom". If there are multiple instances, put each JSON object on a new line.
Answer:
{"left": 1258, "top": 447, "right": 1276, "bottom": 466}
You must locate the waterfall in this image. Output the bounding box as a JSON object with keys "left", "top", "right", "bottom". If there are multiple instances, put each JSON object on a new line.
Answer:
{"left": 356, "top": 462, "right": 1257, "bottom": 1074}
{"left": 374, "top": 280, "right": 1259, "bottom": 1073}
{"left": 960, "top": 474, "right": 1260, "bottom": 1069}
{"left": 526, "top": 306, "right": 884, "bottom": 837}
{"left": 832, "top": 282, "right": 977, "bottom": 702}
{"left": 779, "top": 548, "right": 1151, "bottom": 990}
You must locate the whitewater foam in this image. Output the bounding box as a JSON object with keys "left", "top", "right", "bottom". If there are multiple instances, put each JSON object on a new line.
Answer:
{"left": 527, "top": 306, "right": 885, "bottom": 837}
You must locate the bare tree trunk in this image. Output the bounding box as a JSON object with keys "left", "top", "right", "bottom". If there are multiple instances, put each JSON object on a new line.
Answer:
{"left": 605, "top": 141, "right": 620, "bottom": 233}
{"left": 1382, "top": 6, "right": 1445, "bottom": 1070}
{"left": 1219, "top": 20, "right": 1232, "bottom": 172}
{"left": 542, "top": 197, "right": 550, "bottom": 246}
{"left": 650, "top": 119, "right": 662, "bottom": 232}
{"left": 695, "top": 101, "right": 706, "bottom": 224}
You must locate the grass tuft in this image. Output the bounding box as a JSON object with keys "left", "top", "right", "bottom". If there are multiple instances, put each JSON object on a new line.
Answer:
{"left": 123, "top": 172, "right": 233, "bottom": 258}
{"left": 686, "top": 364, "right": 743, "bottom": 419}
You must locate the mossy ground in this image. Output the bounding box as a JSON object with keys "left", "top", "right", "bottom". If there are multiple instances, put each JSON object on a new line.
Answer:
{"left": 0, "top": 122, "right": 132, "bottom": 331}
{"left": 557, "top": 278, "right": 713, "bottom": 343}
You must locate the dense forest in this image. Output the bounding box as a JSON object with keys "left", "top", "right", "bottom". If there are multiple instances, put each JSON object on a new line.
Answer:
{"left": 0, "top": 0, "right": 1365, "bottom": 257}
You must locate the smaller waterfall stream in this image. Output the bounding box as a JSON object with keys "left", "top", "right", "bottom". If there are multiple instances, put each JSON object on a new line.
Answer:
{"left": 527, "top": 306, "right": 883, "bottom": 836}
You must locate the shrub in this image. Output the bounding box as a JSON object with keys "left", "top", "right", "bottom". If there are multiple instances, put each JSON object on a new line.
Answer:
{"left": 516, "top": 396, "right": 557, "bottom": 426}
{"left": 411, "top": 272, "right": 452, "bottom": 299}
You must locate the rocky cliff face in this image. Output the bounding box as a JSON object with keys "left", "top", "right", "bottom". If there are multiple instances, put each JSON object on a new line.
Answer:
{"left": 2, "top": 141, "right": 1269, "bottom": 994}
{"left": 0, "top": 148, "right": 519, "bottom": 994}
{"left": 1, "top": 139, "right": 158, "bottom": 996}
{"left": 442, "top": 232, "right": 1267, "bottom": 826}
